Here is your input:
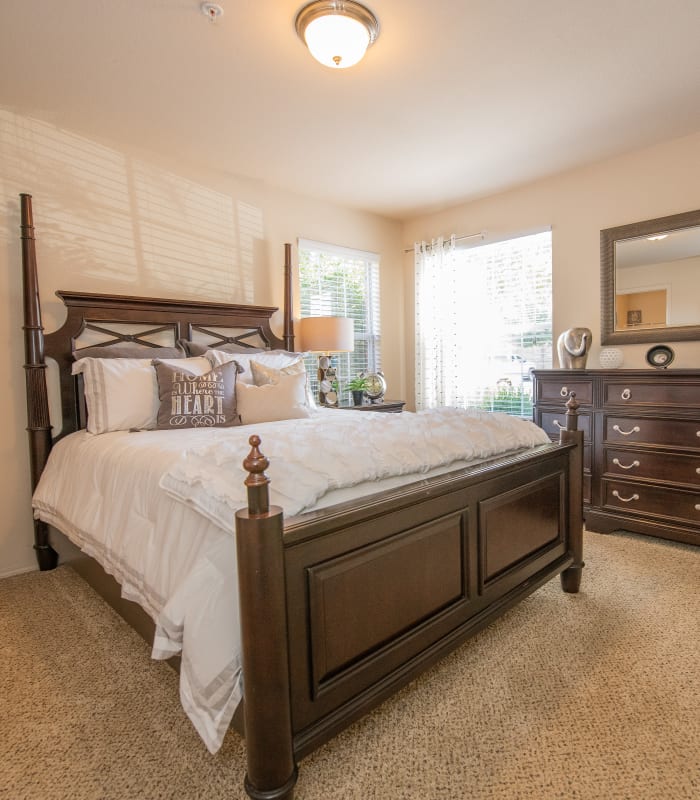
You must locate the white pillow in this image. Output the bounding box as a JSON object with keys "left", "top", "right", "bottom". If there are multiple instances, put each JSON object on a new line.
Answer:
{"left": 206, "top": 349, "right": 302, "bottom": 384}
{"left": 72, "top": 356, "right": 212, "bottom": 434}
{"left": 237, "top": 371, "right": 312, "bottom": 425}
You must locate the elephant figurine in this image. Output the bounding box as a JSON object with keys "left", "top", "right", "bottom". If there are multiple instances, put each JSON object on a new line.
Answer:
{"left": 557, "top": 327, "right": 592, "bottom": 369}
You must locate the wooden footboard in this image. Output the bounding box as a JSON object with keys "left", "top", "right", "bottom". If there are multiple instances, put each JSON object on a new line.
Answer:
{"left": 235, "top": 400, "right": 584, "bottom": 800}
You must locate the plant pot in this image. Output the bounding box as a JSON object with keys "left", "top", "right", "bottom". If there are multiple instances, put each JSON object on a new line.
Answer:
{"left": 351, "top": 390, "right": 365, "bottom": 406}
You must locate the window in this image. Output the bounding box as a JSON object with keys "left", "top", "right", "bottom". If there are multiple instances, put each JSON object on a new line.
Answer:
{"left": 298, "top": 239, "right": 381, "bottom": 397}
{"left": 415, "top": 230, "right": 552, "bottom": 417}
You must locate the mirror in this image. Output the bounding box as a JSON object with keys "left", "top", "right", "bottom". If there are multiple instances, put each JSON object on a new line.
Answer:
{"left": 601, "top": 208, "right": 700, "bottom": 344}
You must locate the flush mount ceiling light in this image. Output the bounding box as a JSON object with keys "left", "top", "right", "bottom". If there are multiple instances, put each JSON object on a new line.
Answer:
{"left": 295, "top": 1, "right": 379, "bottom": 69}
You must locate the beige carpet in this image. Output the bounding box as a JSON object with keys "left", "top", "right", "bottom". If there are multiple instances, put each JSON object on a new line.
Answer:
{"left": 1, "top": 531, "right": 698, "bottom": 800}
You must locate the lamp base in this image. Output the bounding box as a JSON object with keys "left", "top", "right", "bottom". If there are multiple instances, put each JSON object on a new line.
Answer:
{"left": 317, "top": 354, "right": 338, "bottom": 406}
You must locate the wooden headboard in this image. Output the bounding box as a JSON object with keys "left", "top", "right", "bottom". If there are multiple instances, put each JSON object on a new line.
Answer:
{"left": 19, "top": 192, "right": 295, "bottom": 568}
{"left": 44, "top": 291, "right": 290, "bottom": 438}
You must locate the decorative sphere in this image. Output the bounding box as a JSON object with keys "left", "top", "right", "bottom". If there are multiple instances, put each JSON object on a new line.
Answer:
{"left": 599, "top": 347, "right": 624, "bottom": 368}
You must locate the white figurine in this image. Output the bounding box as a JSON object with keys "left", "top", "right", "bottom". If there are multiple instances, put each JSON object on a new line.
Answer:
{"left": 557, "top": 327, "right": 592, "bottom": 369}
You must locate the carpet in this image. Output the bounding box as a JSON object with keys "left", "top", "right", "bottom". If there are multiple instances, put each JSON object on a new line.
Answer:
{"left": 1, "top": 530, "right": 698, "bottom": 800}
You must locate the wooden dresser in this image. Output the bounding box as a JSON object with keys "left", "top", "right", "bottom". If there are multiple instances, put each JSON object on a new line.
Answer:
{"left": 533, "top": 369, "right": 700, "bottom": 546}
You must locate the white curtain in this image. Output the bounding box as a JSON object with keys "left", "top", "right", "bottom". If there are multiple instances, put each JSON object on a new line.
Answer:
{"left": 415, "top": 236, "right": 464, "bottom": 409}
{"left": 415, "top": 231, "right": 552, "bottom": 414}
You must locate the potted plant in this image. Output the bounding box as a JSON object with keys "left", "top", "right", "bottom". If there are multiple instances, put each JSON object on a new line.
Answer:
{"left": 346, "top": 375, "right": 368, "bottom": 406}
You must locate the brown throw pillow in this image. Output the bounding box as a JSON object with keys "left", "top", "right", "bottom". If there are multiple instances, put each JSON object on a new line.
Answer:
{"left": 153, "top": 359, "right": 242, "bottom": 429}
{"left": 178, "top": 339, "right": 266, "bottom": 357}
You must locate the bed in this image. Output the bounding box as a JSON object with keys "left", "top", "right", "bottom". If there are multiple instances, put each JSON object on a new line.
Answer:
{"left": 19, "top": 193, "right": 584, "bottom": 800}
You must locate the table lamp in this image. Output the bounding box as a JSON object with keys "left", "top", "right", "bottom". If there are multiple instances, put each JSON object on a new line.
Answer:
{"left": 298, "top": 316, "right": 354, "bottom": 406}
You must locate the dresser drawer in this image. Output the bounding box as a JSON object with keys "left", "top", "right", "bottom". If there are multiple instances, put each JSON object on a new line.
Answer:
{"left": 602, "top": 479, "right": 700, "bottom": 527}
{"left": 539, "top": 410, "right": 591, "bottom": 441}
{"left": 536, "top": 378, "right": 593, "bottom": 406}
{"left": 603, "top": 379, "right": 700, "bottom": 409}
{"left": 604, "top": 447, "right": 700, "bottom": 487}
{"left": 604, "top": 415, "right": 700, "bottom": 450}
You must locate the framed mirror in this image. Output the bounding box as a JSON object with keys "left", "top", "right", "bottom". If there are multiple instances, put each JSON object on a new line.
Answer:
{"left": 601, "top": 208, "right": 700, "bottom": 344}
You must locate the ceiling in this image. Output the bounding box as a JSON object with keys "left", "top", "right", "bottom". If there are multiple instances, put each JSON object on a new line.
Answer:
{"left": 1, "top": 0, "right": 699, "bottom": 221}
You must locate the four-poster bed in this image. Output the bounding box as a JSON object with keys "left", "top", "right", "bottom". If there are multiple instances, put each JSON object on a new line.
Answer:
{"left": 19, "top": 193, "right": 584, "bottom": 800}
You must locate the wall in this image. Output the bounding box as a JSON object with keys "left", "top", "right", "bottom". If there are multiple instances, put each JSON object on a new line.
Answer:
{"left": 402, "top": 131, "right": 700, "bottom": 408}
{"left": 0, "top": 109, "right": 403, "bottom": 576}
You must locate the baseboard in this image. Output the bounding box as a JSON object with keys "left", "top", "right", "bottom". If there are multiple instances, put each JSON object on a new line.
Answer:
{"left": 0, "top": 563, "right": 37, "bottom": 580}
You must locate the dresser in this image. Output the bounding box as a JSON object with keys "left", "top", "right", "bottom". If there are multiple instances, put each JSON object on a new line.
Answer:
{"left": 533, "top": 369, "right": 700, "bottom": 546}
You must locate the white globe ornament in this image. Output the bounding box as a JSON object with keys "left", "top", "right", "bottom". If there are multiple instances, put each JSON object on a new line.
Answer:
{"left": 598, "top": 347, "right": 624, "bottom": 368}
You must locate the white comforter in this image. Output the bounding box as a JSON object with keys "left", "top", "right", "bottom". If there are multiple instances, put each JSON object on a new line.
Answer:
{"left": 161, "top": 407, "right": 550, "bottom": 524}
{"left": 32, "top": 408, "right": 549, "bottom": 753}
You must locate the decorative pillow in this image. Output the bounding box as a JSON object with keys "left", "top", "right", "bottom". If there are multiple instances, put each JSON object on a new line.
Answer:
{"left": 237, "top": 371, "right": 312, "bottom": 425}
{"left": 178, "top": 339, "right": 265, "bottom": 358}
{"left": 250, "top": 357, "right": 306, "bottom": 386}
{"left": 73, "top": 342, "right": 185, "bottom": 360}
{"left": 250, "top": 357, "right": 316, "bottom": 409}
{"left": 206, "top": 349, "right": 304, "bottom": 385}
{"left": 72, "top": 356, "right": 211, "bottom": 434}
{"left": 153, "top": 359, "right": 242, "bottom": 429}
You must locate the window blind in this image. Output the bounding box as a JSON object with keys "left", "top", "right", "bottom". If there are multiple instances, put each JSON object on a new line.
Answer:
{"left": 298, "top": 239, "right": 381, "bottom": 399}
{"left": 415, "top": 230, "right": 552, "bottom": 417}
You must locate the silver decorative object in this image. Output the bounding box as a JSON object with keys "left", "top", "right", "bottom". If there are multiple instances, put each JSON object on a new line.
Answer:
{"left": 557, "top": 327, "right": 592, "bottom": 369}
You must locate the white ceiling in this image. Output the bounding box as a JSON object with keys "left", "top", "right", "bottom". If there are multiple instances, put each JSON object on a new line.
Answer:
{"left": 1, "top": 0, "right": 699, "bottom": 221}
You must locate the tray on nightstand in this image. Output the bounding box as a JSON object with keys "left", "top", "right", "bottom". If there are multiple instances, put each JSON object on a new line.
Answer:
{"left": 333, "top": 400, "right": 405, "bottom": 413}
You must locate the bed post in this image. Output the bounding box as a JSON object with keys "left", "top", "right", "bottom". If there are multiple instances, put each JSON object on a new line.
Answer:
{"left": 20, "top": 193, "right": 58, "bottom": 571}
{"left": 283, "top": 242, "right": 295, "bottom": 351}
{"left": 235, "top": 436, "right": 297, "bottom": 800}
{"left": 558, "top": 392, "right": 584, "bottom": 593}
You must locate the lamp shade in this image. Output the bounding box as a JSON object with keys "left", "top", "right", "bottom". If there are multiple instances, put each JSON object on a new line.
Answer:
{"left": 295, "top": 1, "right": 380, "bottom": 70}
{"left": 304, "top": 14, "right": 369, "bottom": 69}
{"left": 299, "top": 316, "right": 354, "bottom": 353}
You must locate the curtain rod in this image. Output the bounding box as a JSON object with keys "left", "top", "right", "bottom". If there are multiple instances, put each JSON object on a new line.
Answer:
{"left": 403, "top": 231, "right": 485, "bottom": 254}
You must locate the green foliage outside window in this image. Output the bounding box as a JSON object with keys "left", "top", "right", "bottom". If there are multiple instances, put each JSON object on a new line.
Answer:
{"left": 478, "top": 384, "right": 534, "bottom": 418}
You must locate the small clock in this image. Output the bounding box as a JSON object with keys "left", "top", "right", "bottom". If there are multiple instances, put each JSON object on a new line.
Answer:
{"left": 645, "top": 345, "right": 674, "bottom": 369}
{"left": 362, "top": 371, "right": 387, "bottom": 403}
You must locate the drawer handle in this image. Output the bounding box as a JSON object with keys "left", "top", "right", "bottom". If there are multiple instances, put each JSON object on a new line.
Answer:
{"left": 553, "top": 419, "right": 565, "bottom": 430}
{"left": 620, "top": 388, "right": 631, "bottom": 400}
{"left": 612, "top": 490, "right": 639, "bottom": 503}
{"left": 696, "top": 504, "right": 700, "bottom": 511}
{"left": 559, "top": 386, "right": 569, "bottom": 397}
{"left": 612, "top": 458, "right": 640, "bottom": 471}
{"left": 613, "top": 424, "right": 640, "bottom": 436}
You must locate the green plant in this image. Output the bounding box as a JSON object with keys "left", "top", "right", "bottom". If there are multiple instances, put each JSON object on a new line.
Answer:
{"left": 346, "top": 375, "right": 369, "bottom": 392}
{"left": 478, "top": 385, "right": 533, "bottom": 417}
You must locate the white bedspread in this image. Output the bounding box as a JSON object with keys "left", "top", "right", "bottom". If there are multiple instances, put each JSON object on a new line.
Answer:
{"left": 161, "top": 407, "right": 550, "bottom": 525}
{"left": 32, "top": 408, "right": 549, "bottom": 753}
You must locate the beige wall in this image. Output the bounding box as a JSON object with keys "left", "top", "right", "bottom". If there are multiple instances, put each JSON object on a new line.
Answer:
{"left": 3, "top": 109, "right": 699, "bottom": 576}
{"left": 0, "top": 109, "right": 403, "bottom": 576}
{"left": 402, "top": 131, "right": 700, "bottom": 408}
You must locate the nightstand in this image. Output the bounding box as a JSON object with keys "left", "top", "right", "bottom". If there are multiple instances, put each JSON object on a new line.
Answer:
{"left": 334, "top": 400, "right": 405, "bottom": 413}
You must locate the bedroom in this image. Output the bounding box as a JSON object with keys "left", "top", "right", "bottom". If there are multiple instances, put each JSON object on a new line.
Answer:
{"left": 1, "top": 2, "right": 699, "bottom": 799}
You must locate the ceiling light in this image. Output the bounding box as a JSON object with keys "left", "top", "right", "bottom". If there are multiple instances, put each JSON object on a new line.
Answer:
{"left": 646, "top": 234, "right": 668, "bottom": 241}
{"left": 295, "top": 1, "right": 379, "bottom": 69}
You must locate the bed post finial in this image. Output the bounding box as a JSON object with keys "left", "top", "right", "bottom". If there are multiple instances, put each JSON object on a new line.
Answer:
{"left": 236, "top": 436, "right": 297, "bottom": 800}
{"left": 243, "top": 435, "right": 271, "bottom": 515}
{"left": 559, "top": 391, "right": 584, "bottom": 593}
{"left": 563, "top": 391, "right": 580, "bottom": 430}
{"left": 283, "top": 243, "right": 294, "bottom": 351}
{"left": 20, "top": 193, "right": 58, "bottom": 571}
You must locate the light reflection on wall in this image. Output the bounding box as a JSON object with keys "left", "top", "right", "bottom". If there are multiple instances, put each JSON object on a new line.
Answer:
{"left": 0, "top": 109, "right": 261, "bottom": 311}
